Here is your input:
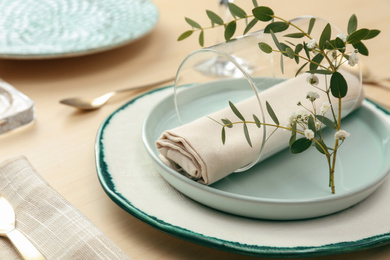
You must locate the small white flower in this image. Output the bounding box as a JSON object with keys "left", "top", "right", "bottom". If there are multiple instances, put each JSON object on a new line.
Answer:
{"left": 348, "top": 50, "right": 359, "bottom": 67}
{"left": 306, "top": 74, "right": 319, "bottom": 87}
{"left": 307, "top": 39, "right": 317, "bottom": 49}
{"left": 336, "top": 32, "right": 347, "bottom": 42}
{"left": 315, "top": 121, "right": 322, "bottom": 129}
{"left": 286, "top": 112, "right": 298, "bottom": 127}
{"left": 320, "top": 101, "right": 331, "bottom": 114}
{"left": 297, "top": 110, "right": 310, "bottom": 123}
{"left": 304, "top": 129, "right": 315, "bottom": 140}
{"left": 306, "top": 91, "right": 320, "bottom": 102}
{"left": 334, "top": 130, "right": 350, "bottom": 140}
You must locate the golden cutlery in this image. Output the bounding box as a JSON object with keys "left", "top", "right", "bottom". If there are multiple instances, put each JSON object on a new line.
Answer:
{"left": 0, "top": 196, "right": 46, "bottom": 260}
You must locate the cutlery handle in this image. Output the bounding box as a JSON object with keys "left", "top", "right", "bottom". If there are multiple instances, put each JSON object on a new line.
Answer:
{"left": 6, "top": 229, "right": 46, "bottom": 260}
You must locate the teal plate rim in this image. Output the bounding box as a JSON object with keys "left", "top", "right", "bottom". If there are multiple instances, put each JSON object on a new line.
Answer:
{"left": 95, "top": 86, "right": 390, "bottom": 258}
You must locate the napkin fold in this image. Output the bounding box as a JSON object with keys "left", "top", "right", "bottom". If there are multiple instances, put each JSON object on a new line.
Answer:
{"left": 156, "top": 71, "right": 363, "bottom": 184}
{"left": 0, "top": 156, "right": 130, "bottom": 260}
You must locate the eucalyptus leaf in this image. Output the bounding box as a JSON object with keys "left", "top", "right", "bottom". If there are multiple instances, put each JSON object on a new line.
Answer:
{"left": 295, "top": 62, "right": 308, "bottom": 77}
{"left": 258, "top": 42, "right": 273, "bottom": 53}
{"left": 221, "top": 127, "right": 226, "bottom": 144}
{"left": 310, "top": 53, "right": 324, "bottom": 71}
{"left": 363, "top": 29, "right": 381, "bottom": 40}
{"left": 280, "top": 53, "right": 284, "bottom": 74}
{"left": 225, "top": 21, "right": 237, "bottom": 41}
{"left": 221, "top": 118, "right": 233, "bottom": 128}
{"left": 270, "top": 30, "right": 282, "bottom": 51}
{"left": 228, "top": 3, "right": 247, "bottom": 18}
{"left": 253, "top": 114, "right": 261, "bottom": 128}
{"left": 252, "top": 0, "right": 258, "bottom": 7}
{"left": 348, "top": 14, "right": 358, "bottom": 35}
{"left": 243, "top": 123, "right": 252, "bottom": 147}
{"left": 330, "top": 71, "right": 348, "bottom": 98}
{"left": 185, "top": 17, "right": 201, "bottom": 29}
{"left": 252, "top": 6, "right": 274, "bottom": 21}
{"left": 315, "top": 115, "right": 337, "bottom": 129}
{"left": 347, "top": 28, "right": 369, "bottom": 44}
{"left": 308, "top": 116, "right": 316, "bottom": 132}
{"left": 335, "top": 37, "right": 345, "bottom": 50}
{"left": 206, "top": 10, "right": 224, "bottom": 25}
{"left": 289, "top": 121, "right": 297, "bottom": 146}
{"left": 286, "top": 47, "right": 295, "bottom": 59}
{"left": 303, "top": 42, "right": 311, "bottom": 59}
{"left": 353, "top": 41, "right": 368, "bottom": 56}
{"left": 294, "top": 44, "right": 303, "bottom": 64}
{"left": 229, "top": 101, "right": 245, "bottom": 121}
{"left": 177, "top": 30, "right": 193, "bottom": 41}
{"left": 199, "top": 30, "right": 204, "bottom": 47}
{"left": 308, "top": 18, "right": 316, "bottom": 35}
{"left": 266, "top": 101, "right": 279, "bottom": 125}
{"left": 264, "top": 22, "right": 289, "bottom": 33}
{"left": 284, "top": 32, "right": 305, "bottom": 38}
{"left": 315, "top": 139, "right": 328, "bottom": 154}
{"left": 290, "top": 138, "right": 312, "bottom": 154}
{"left": 319, "top": 23, "right": 331, "bottom": 50}
{"left": 306, "top": 69, "right": 333, "bottom": 75}
{"left": 244, "top": 18, "right": 258, "bottom": 34}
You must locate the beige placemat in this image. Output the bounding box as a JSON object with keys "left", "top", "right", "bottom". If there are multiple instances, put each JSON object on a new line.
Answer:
{"left": 0, "top": 156, "right": 130, "bottom": 260}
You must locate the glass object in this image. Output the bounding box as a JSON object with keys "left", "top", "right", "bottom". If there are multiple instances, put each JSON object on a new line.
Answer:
{"left": 173, "top": 16, "right": 362, "bottom": 172}
{"left": 0, "top": 80, "right": 35, "bottom": 134}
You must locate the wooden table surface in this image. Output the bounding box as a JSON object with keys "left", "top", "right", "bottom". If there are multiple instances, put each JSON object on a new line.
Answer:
{"left": 0, "top": 0, "right": 389, "bottom": 259}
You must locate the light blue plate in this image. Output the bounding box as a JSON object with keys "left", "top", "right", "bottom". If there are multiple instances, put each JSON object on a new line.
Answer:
{"left": 0, "top": 0, "right": 158, "bottom": 59}
{"left": 96, "top": 82, "right": 390, "bottom": 257}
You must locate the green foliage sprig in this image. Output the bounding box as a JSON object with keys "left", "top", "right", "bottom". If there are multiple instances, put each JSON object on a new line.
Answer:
{"left": 178, "top": 2, "right": 380, "bottom": 193}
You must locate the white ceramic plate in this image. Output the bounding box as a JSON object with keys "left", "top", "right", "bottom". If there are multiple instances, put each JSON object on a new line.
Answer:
{"left": 0, "top": 0, "right": 158, "bottom": 59}
{"left": 96, "top": 84, "right": 390, "bottom": 257}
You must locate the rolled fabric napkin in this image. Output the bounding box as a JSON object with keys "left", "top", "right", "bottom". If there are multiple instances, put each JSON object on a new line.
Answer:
{"left": 0, "top": 156, "right": 130, "bottom": 260}
{"left": 156, "top": 70, "right": 363, "bottom": 184}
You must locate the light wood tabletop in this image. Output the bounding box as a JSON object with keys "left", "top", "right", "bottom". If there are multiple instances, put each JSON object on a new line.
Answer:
{"left": 0, "top": 0, "right": 389, "bottom": 259}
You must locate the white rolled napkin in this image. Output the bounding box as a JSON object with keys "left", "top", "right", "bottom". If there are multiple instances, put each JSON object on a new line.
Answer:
{"left": 156, "top": 70, "right": 363, "bottom": 185}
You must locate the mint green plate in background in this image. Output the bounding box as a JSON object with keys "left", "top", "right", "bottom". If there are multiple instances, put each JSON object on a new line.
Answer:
{"left": 0, "top": 0, "right": 158, "bottom": 59}
{"left": 96, "top": 84, "right": 390, "bottom": 257}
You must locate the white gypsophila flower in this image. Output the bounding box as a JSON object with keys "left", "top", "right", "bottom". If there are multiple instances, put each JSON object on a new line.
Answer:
{"left": 337, "top": 32, "right": 347, "bottom": 42}
{"left": 320, "top": 101, "right": 331, "bottom": 114}
{"left": 304, "top": 129, "right": 315, "bottom": 140}
{"left": 315, "top": 121, "right": 322, "bottom": 129}
{"left": 307, "top": 39, "right": 317, "bottom": 49}
{"left": 306, "top": 91, "right": 320, "bottom": 102}
{"left": 334, "top": 130, "right": 350, "bottom": 140}
{"left": 306, "top": 74, "right": 319, "bottom": 87}
{"left": 348, "top": 50, "right": 359, "bottom": 67}
{"left": 297, "top": 110, "right": 310, "bottom": 123}
{"left": 286, "top": 112, "right": 298, "bottom": 128}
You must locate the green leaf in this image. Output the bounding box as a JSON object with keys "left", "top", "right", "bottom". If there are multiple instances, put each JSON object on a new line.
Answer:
{"left": 310, "top": 53, "right": 324, "bottom": 71}
{"left": 224, "top": 21, "right": 237, "bottom": 41}
{"left": 185, "top": 17, "right": 201, "bottom": 29}
{"left": 280, "top": 53, "right": 284, "bottom": 74}
{"left": 206, "top": 10, "right": 224, "bottom": 25}
{"left": 229, "top": 101, "right": 245, "bottom": 121}
{"left": 335, "top": 37, "right": 345, "bottom": 50}
{"left": 347, "top": 28, "right": 369, "bottom": 44}
{"left": 286, "top": 47, "right": 295, "bottom": 59}
{"left": 289, "top": 121, "right": 297, "bottom": 146}
{"left": 199, "top": 30, "right": 204, "bottom": 47}
{"left": 253, "top": 114, "right": 261, "bottom": 128}
{"left": 228, "top": 3, "right": 247, "bottom": 18}
{"left": 290, "top": 138, "right": 312, "bottom": 154}
{"left": 270, "top": 30, "right": 282, "bottom": 51}
{"left": 363, "top": 29, "right": 381, "bottom": 40}
{"left": 294, "top": 44, "right": 303, "bottom": 63}
{"left": 221, "top": 118, "right": 233, "bottom": 128}
{"left": 315, "top": 115, "right": 337, "bottom": 129}
{"left": 348, "top": 14, "right": 358, "bottom": 35}
{"left": 252, "top": 6, "right": 274, "bottom": 21}
{"left": 330, "top": 71, "right": 348, "bottom": 98}
{"left": 308, "top": 116, "right": 316, "bottom": 132}
{"left": 177, "top": 30, "right": 193, "bottom": 41}
{"left": 258, "top": 42, "right": 273, "bottom": 53}
{"left": 243, "top": 123, "right": 252, "bottom": 147}
{"left": 279, "top": 43, "right": 292, "bottom": 57}
{"left": 308, "top": 18, "right": 316, "bottom": 35}
{"left": 252, "top": 0, "right": 258, "bottom": 7}
{"left": 353, "top": 41, "right": 368, "bottom": 56}
{"left": 303, "top": 42, "right": 311, "bottom": 59}
{"left": 266, "top": 101, "right": 279, "bottom": 125}
{"left": 221, "top": 127, "right": 226, "bottom": 144}
{"left": 315, "top": 139, "right": 328, "bottom": 154}
{"left": 264, "top": 22, "right": 289, "bottom": 33}
{"left": 319, "top": 23, "right": 331, "bottom": 50}
{"left": 306, "top": 69, "right": 332, "bottom": 75}
{"left": 244, "top": 18, "right": 258, "bottom": 34}
{"left": 284, "top": 32, "right": 305, "bottom": 38}
{"left": 295, "top": 62, "right": 308, "bottom": 77}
